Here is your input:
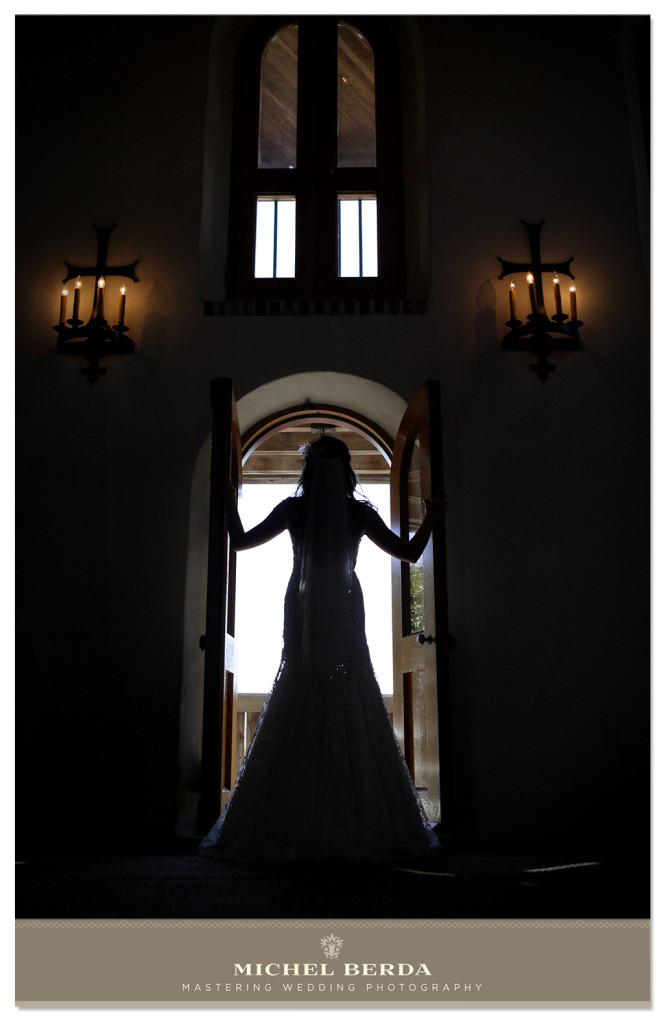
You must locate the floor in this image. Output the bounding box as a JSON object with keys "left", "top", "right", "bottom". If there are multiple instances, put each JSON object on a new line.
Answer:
{"left": 15, "top": 839, "right": 650, "bottom": 921}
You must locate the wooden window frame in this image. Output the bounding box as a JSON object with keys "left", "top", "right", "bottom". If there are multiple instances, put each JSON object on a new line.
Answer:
{"left": 227, "top": 15, "right": 406, "bottom": 302}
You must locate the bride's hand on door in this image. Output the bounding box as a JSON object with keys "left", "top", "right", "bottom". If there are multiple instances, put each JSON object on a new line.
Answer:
{"left": 221, "top": 474, "right": 238, "bottom": 507}
{"left": 422, "top": 489, "right": 447, "bottom": 521}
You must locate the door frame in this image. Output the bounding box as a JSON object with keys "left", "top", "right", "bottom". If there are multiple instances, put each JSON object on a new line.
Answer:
{"left": 197, "top": 379, "right": 242, "bottom": 834}
{"left": 177, "top": 376, "right": 452, "bottom": 837}
{"left": 390, "top": 380, "right": 453, "bottom": 829}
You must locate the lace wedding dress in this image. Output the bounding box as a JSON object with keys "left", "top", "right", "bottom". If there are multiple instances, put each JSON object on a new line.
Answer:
{"left": 198, "top": 483, "right": 439, "bottom": 862}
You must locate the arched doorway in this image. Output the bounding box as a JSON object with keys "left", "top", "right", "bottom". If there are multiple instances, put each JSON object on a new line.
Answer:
{"left": 177, "top": 373, "right": 407, "bottom": 837}
{"left": 177, "top": 373, "right": 450, "bottom": 840}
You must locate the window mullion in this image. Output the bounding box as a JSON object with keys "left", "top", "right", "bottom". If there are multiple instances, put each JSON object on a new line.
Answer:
{"left": 298, "top": 17, "right": 338, "bottom": 297}
{"left": 289, "top": 20, "right": 323, "bottom": 296}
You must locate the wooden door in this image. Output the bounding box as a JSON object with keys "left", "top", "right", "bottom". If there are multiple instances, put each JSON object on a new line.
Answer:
{"left": 197, "top": 378, "right": 242, "bottom": 835}
{"left": 390, "top": 380, "right": 453, "bottom": 830}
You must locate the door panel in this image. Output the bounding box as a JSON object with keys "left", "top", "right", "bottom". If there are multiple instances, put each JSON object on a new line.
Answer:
{"left": 391, "top": 380, "right": 452, "bottom": 828}
{"left": 197, "top": 378, "right": 242, "bottom": 835}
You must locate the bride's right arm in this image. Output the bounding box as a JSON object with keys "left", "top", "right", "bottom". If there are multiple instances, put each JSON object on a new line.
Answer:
{"left": 222, "top": 478, "right": 289, "bottom": 551}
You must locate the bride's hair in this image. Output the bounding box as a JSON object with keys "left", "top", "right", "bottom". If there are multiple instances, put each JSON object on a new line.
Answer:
{"left": 296, "top": 436, "right": 358, "bottom": 498}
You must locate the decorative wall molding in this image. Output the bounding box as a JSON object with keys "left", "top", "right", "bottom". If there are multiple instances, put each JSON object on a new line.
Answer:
{"left": 203, "top": 298, "right": 428, "bottom": 317}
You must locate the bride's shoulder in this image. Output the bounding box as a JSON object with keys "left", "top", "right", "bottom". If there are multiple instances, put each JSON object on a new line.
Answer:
{"left": 277, "top": 494, "right": 302, "bottom": 520}
{"left": 351, "top": 496, "right": 380, "bottom": 526}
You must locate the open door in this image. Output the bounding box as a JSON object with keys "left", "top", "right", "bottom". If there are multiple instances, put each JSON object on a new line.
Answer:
{"left": 197, "top": 378, "right": 242, "bottom": 835}
{"left": 391, "top": 380, "right": 453, "bottom": 830}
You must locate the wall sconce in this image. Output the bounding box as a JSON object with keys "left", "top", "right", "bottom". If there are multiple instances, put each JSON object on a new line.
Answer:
{"left": 497, "top": 220, "right": 582, "bottom": 381}
{"left": 53, "top": 224, "right": 140, "bottom": 384}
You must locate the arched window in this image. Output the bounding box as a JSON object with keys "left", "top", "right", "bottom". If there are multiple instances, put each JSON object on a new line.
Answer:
{"left": 226, "top": 16, "right": 406, "bottom": 302}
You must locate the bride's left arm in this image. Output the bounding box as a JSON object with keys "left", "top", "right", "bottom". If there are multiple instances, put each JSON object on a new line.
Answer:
{"left": 364, "top": 496, "right": 446, "bottom": 564}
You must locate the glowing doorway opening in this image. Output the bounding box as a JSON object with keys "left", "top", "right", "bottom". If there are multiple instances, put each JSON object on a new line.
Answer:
{"left": 235, "top": 482, "right": 392, "bottom": 695}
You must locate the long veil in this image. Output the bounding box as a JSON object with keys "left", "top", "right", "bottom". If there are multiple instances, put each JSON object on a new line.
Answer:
{"left": 297, "top": 455, "right": 355, "bottom": 676}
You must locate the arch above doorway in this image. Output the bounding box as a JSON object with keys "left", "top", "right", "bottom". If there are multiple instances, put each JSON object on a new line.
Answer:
{"left": 236, "top": 372, "right": 407, "bottom": 445}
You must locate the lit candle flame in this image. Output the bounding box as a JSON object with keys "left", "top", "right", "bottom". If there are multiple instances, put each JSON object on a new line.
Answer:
{"left": 552, "top": 271, "right": 562, "bottom": 314}
{"left": 508, "top": 280, "right": 517, "bottom": 320}
{"left": 96, "top": 276, "right": 106, "bottom": 319}
{"left": 71, "top": 278, "right": 82, "bottom": 320}
{"left": 526, "top": 271, "right": 538, "bottom": 314}
{"left": 118, "top": 283, "right": 127, "bottom": 325}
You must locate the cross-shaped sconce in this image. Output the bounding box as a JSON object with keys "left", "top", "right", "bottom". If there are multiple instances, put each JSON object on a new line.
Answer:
{"left": 54, "top": 224, "right": 140, "bottom": 384}
{"left": 497, "top": 220, "right": 582, "bottom": 381}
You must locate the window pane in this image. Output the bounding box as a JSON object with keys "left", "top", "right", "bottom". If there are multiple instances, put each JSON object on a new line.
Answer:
{"left": 337, "top": 22, "right": 376, "bottom": 168}
{"left": 254, "top": 201, "right": 275, "bottom": 277}
{"left": 255, "top": 198, "right": 296, "bottom": 278}
{"left": 339, "top": 200, "right": 360, "bottom": 277}
{"left": 275, "top": 199, "right": 296, "bottom": 277}
{"left": 338, "top": 196, "right": 378, "bottom": 278}
{"left": 258, "top": 24, "right": 298, "bottom": 169}
{"left": 361, "top": 199, "right": 378, "bottom": 276}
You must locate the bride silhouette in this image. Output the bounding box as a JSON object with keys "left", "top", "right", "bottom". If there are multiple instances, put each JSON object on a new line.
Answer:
{"left": 198, "top": 435, "right": 445, "bottom": 861}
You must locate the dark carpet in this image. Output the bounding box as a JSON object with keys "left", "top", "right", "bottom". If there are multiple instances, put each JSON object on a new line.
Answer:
{"left": 16, "top": 842, "right": 649, "bottom": 920}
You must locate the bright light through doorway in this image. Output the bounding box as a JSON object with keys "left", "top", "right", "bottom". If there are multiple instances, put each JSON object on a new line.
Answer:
{"left": 235, "top": 482, "right": 393, "bottom": 694}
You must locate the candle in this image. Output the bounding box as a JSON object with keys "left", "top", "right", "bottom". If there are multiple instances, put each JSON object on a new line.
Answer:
{"left": 509, "top": 281, "right": 517, "bottom": 320}
{"left": 59, "top": 288, "right": 68, "bottom": 324}
{"left": 96, "top": 276, "right": 106, "bottom": 319}
{"left": 119, "top": 285, "right": 126, "bottom": 325}
{"left": 72, "top": 279, "right": 82, "bottom": 321}
{"left": 527, "top": 271, "right": 537, "bottom": 314}
{"left": 553, "top": 272, "right": 562, "bottom": 314}
{"left": 569, "top": 285, "right": 577, "bottom": 320}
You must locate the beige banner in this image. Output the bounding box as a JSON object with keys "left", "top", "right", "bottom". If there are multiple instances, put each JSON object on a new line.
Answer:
{"left": 15, "top": 918, "right": 650, "bottom": 1007}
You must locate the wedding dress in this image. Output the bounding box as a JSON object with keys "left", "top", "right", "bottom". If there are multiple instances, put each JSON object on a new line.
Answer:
{"left": 198, "top": 469, "right": 439, "bottom": 861}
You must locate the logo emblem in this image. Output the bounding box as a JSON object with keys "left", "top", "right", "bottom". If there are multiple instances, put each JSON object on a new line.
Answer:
{"left": 320, "top": 934, "right": 344, "bottom": 960}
